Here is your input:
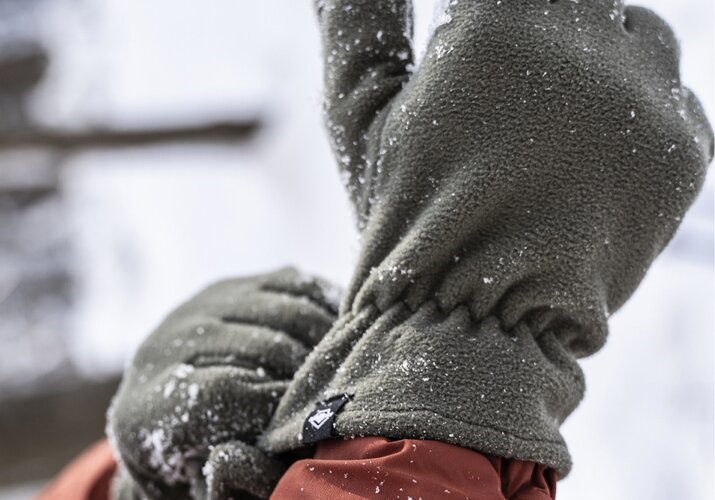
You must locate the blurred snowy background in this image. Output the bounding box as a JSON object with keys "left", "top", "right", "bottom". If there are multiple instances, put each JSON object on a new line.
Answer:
{"left": 0, "top": 0, "right": 711, "bottom": 498}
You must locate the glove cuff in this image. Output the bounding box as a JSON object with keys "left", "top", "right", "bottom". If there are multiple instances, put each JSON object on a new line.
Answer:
{"left": 263, "top": 301, "right": 583, "bottom": 478}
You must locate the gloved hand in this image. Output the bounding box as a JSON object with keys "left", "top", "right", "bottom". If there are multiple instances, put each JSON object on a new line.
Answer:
{"left": 321, "top": 0, "right": 712, "bottom": 335}
{"left": 262, "top": 0, "right": 713, "bottom": 477}
{"left": 107, "top": 268, "right": 339, "bottom": 499}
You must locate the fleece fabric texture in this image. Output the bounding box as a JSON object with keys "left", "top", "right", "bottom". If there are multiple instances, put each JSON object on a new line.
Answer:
{"left": 107, "top": 268, "right": 340, "bottom": 499}
{"left": 262, "top": 0, "right": 714, "bottom": 478}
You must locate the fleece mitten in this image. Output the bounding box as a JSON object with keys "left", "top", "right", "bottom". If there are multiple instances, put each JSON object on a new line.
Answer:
{"left": 262, "top": 0, "right": 713, "bottom": 477}
{"left": 107, "top": 268, "right": 339, "bottom": 499}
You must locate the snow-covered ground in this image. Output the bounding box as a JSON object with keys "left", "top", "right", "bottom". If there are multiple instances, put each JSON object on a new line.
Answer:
{"left": 2, "top": 0, "right": 712, "bottom": 498}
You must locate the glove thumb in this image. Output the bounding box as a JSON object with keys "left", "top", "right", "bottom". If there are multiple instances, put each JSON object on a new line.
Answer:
{"left": 188, "top": 441, "right": 286, "bottom": 500}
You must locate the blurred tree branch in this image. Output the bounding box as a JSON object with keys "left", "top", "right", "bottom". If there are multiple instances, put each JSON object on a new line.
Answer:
{"left": 0, "top": 376, "right": 121, "bottom": 485}
{"left": 0, "top": 120, "right": 262, "bottom": 153}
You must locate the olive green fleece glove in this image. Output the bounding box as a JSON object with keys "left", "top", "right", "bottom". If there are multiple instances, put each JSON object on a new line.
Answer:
{"left": 261, "top": 0, "right": 713, "bottom": 477}
{"left": 322, "top": 0, "right": 712, "bottom": 328}
{"left": 107, "top": 268, "right": 339, "bottom": 499}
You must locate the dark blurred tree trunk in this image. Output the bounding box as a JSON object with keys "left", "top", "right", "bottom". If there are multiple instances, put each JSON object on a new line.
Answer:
{"left": 0, "top": 41, "right": 77, "bottom": 399}
{"left": 0, "top": 6, "right": 261, "bottom": 488}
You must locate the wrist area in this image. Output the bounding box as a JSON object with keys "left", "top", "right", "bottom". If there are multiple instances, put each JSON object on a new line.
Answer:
{"left": 263, "top": 300, "right": 585, "bottom": 478}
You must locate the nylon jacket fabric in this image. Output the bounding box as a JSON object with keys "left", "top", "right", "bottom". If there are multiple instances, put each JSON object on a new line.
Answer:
{"left": 262, "top": 0, "right": 713, "bottom": 477}
{"left": 271, "top": 436, "right": 557, "bottom": 499}
{"left": 38, "top": 437, "right": 555, "bottom": 500}
{"left": 37, "top": 440, "right": 116, "bottom": 500}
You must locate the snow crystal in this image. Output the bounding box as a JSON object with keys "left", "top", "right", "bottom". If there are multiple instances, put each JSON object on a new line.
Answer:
{"left": 187, "top": 383, "right": 200, "bottom": 407}
{"left": 141, "top": 428, "right": 167, "bottom": 470}
{"left": 163, "top": 379, "right": 177, "bottom": 398}
{"left": 174, "top": 364, "right": 194, "bottom": 379}
{"left": 139, "top": 427, "right": 190, "bottom": 485}
{"left": 400, "top": 360, "right": 410, "bottom": 373}
{"left": 202, "top": 460, "right": 215, "bottom": 485}
{"left": 434, "top": 43, "right": 453, "bottom": 59}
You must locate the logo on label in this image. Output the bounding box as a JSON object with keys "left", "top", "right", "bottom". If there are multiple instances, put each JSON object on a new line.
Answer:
{"left": 308, "top": 408, "right": 334, "bottom": 430}
{"left": 302, "top": 393, "right": 353, "bottom": 445}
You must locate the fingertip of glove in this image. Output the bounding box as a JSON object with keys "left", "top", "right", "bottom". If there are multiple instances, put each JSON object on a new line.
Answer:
{"left": 205, "top": 442, "right": 287, "bottom": 499}
{"left": 682, "top": 87, "right": 715, "bottom": 165}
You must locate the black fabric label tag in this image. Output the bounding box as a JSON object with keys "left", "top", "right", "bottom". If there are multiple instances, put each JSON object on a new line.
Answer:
{"left": 302, "top": 394, "right": 352, "bottom": 445}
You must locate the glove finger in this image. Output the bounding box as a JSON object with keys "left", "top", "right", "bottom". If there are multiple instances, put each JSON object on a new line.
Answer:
{"left": 180, "top": 287, "right": 337, "bottom": 349}
{"left": 440, "top": 0, "right": 626, "bottom": 26}
{"left": 215, "top": 291, "right": 336, "bottom": 348}
{"left": 133, "top": 315, "right": 311, "bottom": 381}
{"left": 193, "top": 268, "right": 339, "bottom": 315}
{"left": 111, "top": 464, "right": 146, "bottom": 500}
{"left": 680, "top": 86, "right": 715, "bottom": 163}
{"left": 113, "top": 448, "right": 190, "bottom": 499}
{"left": 147, "top": 365, "right": 288, "bottom": 445}
{"left": 110, "top": 366, "right": 288, "bottom": 490}
{"left": 256, "top": 266, "right": 341, "bottom": 316}
{"left": 182, "top": 318, "right": 311, "bottom": 378}
{"left": 563, "top": 0, "right": 626, "bottom": 26}
{"left": 203, "top": 441, "right": 286, "bottom": 500}
{"left": 623, "top": 6, "right": 680, "bottom": 78}
{"left": 318, "top": 0, "right": 414, "bottom": 202}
